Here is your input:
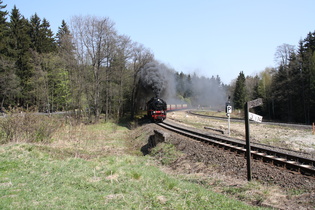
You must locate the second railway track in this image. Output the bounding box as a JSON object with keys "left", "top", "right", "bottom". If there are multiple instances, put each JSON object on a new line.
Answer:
{"left": 157, "top": 120, "right": 315, "bottom": 177}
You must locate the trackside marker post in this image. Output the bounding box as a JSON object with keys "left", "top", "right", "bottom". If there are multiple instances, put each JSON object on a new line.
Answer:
{"left": 226, "top": 96, "right": 232, "bottom": 136}
{"left": 244, "top": 98, "right": 263, "bottom": 181}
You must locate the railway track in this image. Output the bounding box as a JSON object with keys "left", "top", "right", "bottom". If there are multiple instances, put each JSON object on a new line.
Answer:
{"left": 157, "top": 121, "right": 315, "bottom": 177}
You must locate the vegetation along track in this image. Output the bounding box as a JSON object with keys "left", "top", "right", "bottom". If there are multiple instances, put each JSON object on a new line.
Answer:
{"left": 157, "top": 121, "right": 315, "bottom": 177}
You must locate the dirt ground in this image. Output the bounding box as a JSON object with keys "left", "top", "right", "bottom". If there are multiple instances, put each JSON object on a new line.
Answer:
{"left": 134, "top": 111, "right": 315, "bottom": 210}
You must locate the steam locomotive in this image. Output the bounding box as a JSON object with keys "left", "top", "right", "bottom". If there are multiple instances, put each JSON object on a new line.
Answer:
{"left": 146, "top": 97, "right": 167, "bottom": 122}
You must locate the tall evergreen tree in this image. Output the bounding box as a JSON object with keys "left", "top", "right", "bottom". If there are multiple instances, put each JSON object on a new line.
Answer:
{"left": 29, "top": 14, "right": 56, "bottom": 53}
{"left": 176, "top": 72, "right": 185, "bottom": 96}
{"left": 40, "top": 18, "right": 56, "bottom": 53}
{"left": 56, "top": 20, "right": 71, "bottom": 49}
{"left": 299, "top": 32, "right": 315, "bottom": 123}
{"left": 184, "top": 74, "right": 193, "bottom": 98}
{"left": 29, "top": 13, "right": 41, "bottom": 52}
{"left": 0, "top": 0, "right": 8, "bottom": 55}
{"left": 271, "top": 52, "right": 302, "bottom": 123}
{"left": 287, "top": 52, "right": 303, "bottom": 122}
{"left": 271, "top": 65, "right": 289, "bottom": 121}
{"left": 271, "top": 43, "right": 302, "bottom": 122}
{"left": 233, "top": 71, "right": 246, "bottom": 109}
{"left": 8, "top": 6, "right": 32, "bottom": 106}
{"left": 0, "top": 2, "right": 21, "bottom": 107}
{"left": 0, "top": 0, "right": 7, "bottom": 24}
{"left": 54, "top": 20, "right": 75, "bottom": 110}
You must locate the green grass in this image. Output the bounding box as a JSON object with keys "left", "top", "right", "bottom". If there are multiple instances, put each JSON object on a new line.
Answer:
{"left": 260, "top": 137, "right": 282, "bottom": 145}
{"left": 150, "top": 143, "right": 183, "bottom": 165}
{"left": 222, "top": 181, "right": 270, "bottom": 205}
{"left": 0, "top": 120, "right": 266, "bottom": 209}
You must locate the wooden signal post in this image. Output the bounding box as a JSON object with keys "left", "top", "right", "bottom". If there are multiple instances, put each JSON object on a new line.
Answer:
{"left": 244, "top": 98, "right": 263, "bottom": 181}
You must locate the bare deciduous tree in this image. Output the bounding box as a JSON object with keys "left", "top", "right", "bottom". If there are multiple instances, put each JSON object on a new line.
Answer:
{"left": 129, "top": 43, "right": 154, "bottom": 119}
{"left": 71, "top": 15, "right": 117, "bottom": 122}
{"left": 274, "top": 43, "right": 295, "bottom": 67}
{"left": 110, "top": 35, "right": 133, "bottom": 119}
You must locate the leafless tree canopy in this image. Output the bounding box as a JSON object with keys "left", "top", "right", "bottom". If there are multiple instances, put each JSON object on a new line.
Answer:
{"left": 274, "top": 43, "right": 295, "bottom": 67}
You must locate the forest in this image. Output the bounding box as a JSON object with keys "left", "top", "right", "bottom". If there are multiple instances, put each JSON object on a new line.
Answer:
{"left": 232, "top": 38, "right": 315, "bottom": 124}
{"left": 0, "top": 1, "right": 314, "bottom": 124}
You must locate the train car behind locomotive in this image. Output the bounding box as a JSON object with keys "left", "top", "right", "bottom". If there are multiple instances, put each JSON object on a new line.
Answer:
{"left": 146, "top": 97, "right": 167, "bottom": 122}
{"left": 167, "top": 104, "right": 188, "bottom": 110}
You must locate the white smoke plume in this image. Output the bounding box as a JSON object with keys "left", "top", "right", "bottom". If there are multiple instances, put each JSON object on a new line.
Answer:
{"left": 190, "top": 74, "right": 227, "bottom": 109}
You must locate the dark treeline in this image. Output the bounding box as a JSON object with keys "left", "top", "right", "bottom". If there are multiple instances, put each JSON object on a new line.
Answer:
{"left": 0, "top": 1, "right": 227, "bottom": 122}
{"left": 6, "top": 0, "right": 315, "bottom": 124}
{"left": 5, "top": 1, "right": 313, "bottom": 124}
{"left": 232, "top": 33, "right": 315, "bottom": 124}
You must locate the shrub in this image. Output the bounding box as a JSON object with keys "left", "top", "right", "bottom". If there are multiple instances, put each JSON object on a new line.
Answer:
{"left": 0, "top": 113, "right": 61, "bottom": 144}
{"left": 150, "top": 143, "right": 182, "bottom": 165}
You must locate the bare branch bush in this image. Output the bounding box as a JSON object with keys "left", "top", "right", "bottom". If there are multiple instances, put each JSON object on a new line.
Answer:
{"left": 0, "top": 112, "right": 62, "bottom": 144}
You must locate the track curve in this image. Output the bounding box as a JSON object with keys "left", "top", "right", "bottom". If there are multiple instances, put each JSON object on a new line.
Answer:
{"left": 157, "top": 120, "right": 315, "bottom": 177}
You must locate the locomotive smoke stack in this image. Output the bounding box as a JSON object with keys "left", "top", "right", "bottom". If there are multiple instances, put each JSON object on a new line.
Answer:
{"left": 154, "top": 88, "right": 161, "bottom": 98}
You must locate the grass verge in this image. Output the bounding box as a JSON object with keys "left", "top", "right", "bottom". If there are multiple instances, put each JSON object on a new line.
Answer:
{"left": 0, "top": 120, "right": 266, "bottom": 209}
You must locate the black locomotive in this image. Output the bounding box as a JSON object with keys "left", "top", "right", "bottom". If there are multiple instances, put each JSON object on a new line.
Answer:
{"left": 146, "top": 97, "right": 167, "bottom": 122}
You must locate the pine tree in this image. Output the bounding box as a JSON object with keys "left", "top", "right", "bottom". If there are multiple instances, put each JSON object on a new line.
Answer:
{"left": 299, "top": 32, "right": 315, "bottom": 123}
{"left": 29, "top": 13, "right": 41, "bottom": 52}
{"left": 29, "top": 14, "right": 56, "bottom": 53}
{"left": 0, "top": 0, "right": 8, "bottom": 55}
{"left": 287, "top": 52, "right": 303, "bottom": 122}
{"left": 54, "top": 20, "right": 76, "bottom": 110}
{"left": 0, "top": 0, "right": 7, "bottom": 24}
{"left": 8, "top": 6, "right": 32, "bottom": 106}
{"left": 176, "top": 72, "right": 185, "bottom": 96}
{"left": 40, "top": 18, "right": 56, "bottom": 53}
{"left": 56, "top": 20, "right": 71, "bottom": 48}
{"left": 184, "top": 74, "right": 192, "bottom": 98}
{"left": 233, "top": 71, "right": 247, "bottom": 109}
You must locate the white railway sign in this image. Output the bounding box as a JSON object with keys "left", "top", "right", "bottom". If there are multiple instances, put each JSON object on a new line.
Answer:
{"left": 248, "top": 112, "right": 263, "bottom": 123}
{"left": 226, "top": 105, "right": 232, "bottom": 114}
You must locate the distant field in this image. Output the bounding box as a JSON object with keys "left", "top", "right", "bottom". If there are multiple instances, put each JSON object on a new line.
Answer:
{"left": 192, "top": 110, "right": 243, "bottom": 118}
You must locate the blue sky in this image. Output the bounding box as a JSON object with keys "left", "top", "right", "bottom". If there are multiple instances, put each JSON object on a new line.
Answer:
{"left": 5, "top": 0, "right": 315, "bottom": 84}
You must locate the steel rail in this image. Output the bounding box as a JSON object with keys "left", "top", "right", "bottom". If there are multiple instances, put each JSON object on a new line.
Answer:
{"left": 158, "top": 121, "right": 315, "bottom": 176}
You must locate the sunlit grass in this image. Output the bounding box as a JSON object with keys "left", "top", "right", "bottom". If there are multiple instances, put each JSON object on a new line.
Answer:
{"left": 0, "top": 119, "right": 266, "bottom": 209}
{"left": 0, "top": 144, "right": 262, "bottom": 209}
